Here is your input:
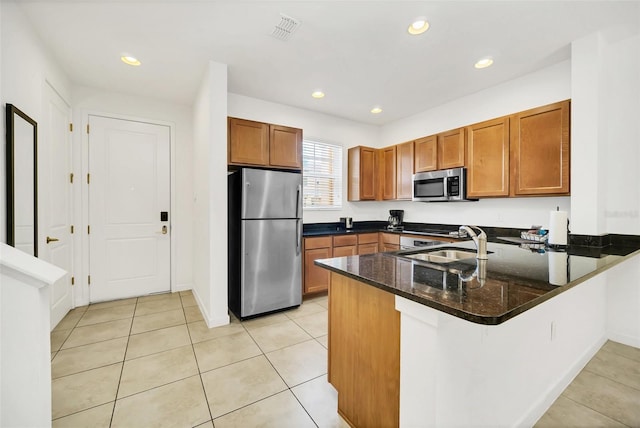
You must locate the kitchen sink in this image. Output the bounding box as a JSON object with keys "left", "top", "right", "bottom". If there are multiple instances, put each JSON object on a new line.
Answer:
{"left": 405, "top": 249, "right": 479, "bottom": 264}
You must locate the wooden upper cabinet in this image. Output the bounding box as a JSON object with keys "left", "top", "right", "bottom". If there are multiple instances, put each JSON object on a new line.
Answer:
{"left": 381, "top": 146, "right": 397, "bottom": 200}
{"left": 396, "top": 141, "right": 414, "bottom": 200}
{"left": 228, "top": 118, "right": 269, "bottom": 166}
{"left": 510, "top": 100, "right": 570, "bottom": 196}
{"left": 414, "top": 135, "right": 438, "bottom": 173}
{"left": 228, "top": 117, "right": 302, "bottom": 170}
{"left": 438, "top": 128, "right": 466, "bottom": 169}
{"left": 270, "top": 125, "right": 302, "bottom": 169}
{"left": 348, "top": 146, "right": 377, "bottom": 201}
{"left": 466, "top": 116, "right": 510, "bottom": 198}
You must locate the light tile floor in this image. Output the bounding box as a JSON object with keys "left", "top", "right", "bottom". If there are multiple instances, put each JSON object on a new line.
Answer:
{"left": 51, "top": 292, "right": 347, "bottom": 428}
{"left": 51, "top": 292, "right": 640, "bottom": 427}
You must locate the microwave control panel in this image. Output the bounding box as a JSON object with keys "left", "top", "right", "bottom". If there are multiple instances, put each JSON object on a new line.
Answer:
{"left": 447, "top": 176, "right": 460, "bottom": 197}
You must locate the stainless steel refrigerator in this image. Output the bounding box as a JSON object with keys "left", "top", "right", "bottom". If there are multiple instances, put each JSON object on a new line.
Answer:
{"left": 228, "top": 168, "right": 302, "bottom": 319}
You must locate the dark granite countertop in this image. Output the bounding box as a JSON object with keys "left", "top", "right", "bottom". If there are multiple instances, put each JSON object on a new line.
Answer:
{"left": 315, "top": 238, "right": 640, "bottom": 325}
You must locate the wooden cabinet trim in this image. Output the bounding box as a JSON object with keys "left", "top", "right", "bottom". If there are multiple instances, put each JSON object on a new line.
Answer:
{"left": 304, "top": 236, "right": 333, "bottom": 250}
{"left": 357, "top": 233, "right": 378, "bottom": 244}
{"left": 466, "top": 116, "right": 510, "bottom": 198}
{"left": 414, "top": 135, "right": 438, "bottom": 173}
{"left": 510, "top": 100, "right": 570, "bottom": 196}
{"left": 333, "top": 234, "right": 358, "bottom": 247}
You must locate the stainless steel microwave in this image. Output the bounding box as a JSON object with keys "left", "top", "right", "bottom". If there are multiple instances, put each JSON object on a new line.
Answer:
{"left": 412, "top": 167, "right": 477, "bottom": 202}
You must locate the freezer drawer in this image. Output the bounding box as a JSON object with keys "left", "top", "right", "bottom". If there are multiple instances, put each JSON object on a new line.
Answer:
{"left": 240, "top": 219, "right": 302, "bottom": 317}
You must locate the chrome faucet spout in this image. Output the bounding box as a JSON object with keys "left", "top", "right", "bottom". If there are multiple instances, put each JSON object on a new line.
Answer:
{"left": 459, "top": 225, "right": 488, "bottom": 260}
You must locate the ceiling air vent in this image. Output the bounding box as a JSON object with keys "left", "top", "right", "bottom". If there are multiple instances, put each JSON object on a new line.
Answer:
{"left": 270, "top": 14, "right": 300, "bottom": 41}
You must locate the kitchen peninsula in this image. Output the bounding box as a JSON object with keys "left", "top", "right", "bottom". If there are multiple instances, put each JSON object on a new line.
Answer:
{"left": 316, "top": 236, "right": 640, "bottom": 427}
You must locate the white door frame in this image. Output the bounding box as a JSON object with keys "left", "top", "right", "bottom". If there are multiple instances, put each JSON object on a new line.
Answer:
{"left": 77, "top": 110, "right": 176, "bottom": 306}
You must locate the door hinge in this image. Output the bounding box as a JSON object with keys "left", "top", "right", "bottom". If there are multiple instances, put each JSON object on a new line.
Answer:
{"left": 70, "top": 172, "right": 74, "bottom": 183}
{"left": 87, "top": 173, "right": 90, "bottom": 184}
{"left": 87, "top": 225, "right": 91, "bottom": 234}
{"left": 70, "top": 225, "right": 74, "bottom": 234}
{"left": 86, "top": 124, "right": 90, "bottom": 134}
{"left": 71, "top": 276, "right": 75, "bottom": 286}
{"left": 88, "top": 275, "right": 91, "bottom": 285}
{"left": 69, "top": 123, "right": 73, "bottom": 132}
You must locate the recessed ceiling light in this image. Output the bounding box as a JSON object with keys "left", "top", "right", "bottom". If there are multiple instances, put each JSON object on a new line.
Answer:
{"left": 408, "top": 17, "right": 429, "bottom": 35}
{"left": 311, "top": 90, "right": 325, "bottom": 99}
{"left": 121, "top": 55, "right": 141, "bottom": 66}
{"left": 371, "top": 107, "right": 383, "bottom": 114}
{"left": 474, "top": 57, "right": 494, "bottom": 69}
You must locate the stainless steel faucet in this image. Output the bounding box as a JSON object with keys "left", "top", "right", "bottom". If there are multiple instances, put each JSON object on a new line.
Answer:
{"left": 459, "top": 225, "right": 488, "bottom": 260}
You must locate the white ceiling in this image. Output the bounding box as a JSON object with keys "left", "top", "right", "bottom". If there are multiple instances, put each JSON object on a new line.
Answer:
{"left": 17, "top": 1, "right": 640, "bottom": 125}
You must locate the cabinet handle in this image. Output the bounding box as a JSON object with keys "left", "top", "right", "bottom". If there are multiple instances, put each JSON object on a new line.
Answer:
{"left": 46, "top": 236, "right": 59, "bottom": 244}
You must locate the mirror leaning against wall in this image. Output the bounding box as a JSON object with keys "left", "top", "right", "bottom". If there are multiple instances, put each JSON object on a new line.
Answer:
{"left": 6, "top": 104, "right": 38, "bottom": 257}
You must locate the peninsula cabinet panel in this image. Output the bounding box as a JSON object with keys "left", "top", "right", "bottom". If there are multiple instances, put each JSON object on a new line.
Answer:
{"left": 414, "top": 135, "right": 438, "bottom": 173}
{"left": 270, "top": 125, "right": 302, "bottom": 169}
{"left": 228, "top": 118, "right": 269, "bottom": 166}
{"left": 510, "top": 100, "right": 570, "bottom": 196}
{"left": 348, "top": 146, "right": 377, "bottom": 201}
{"left": 381, "top": 146, "right": 397, "bottom": 200}
{"left": 396, "top": 141, "right": 414, "bottom": 200}
{"left": 466, "top": 116, "right": 510, "bottom": 197}
{"left": 328, "top": 273, "right": 400, "bottom": 428}
{"left": 438, "top": 127, "right": 466, "bottom": 169}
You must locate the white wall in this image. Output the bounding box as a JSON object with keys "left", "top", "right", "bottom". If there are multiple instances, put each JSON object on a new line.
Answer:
{"left": 71, "top": 86, "right": 194, "bottom": 305}
{"left": 572, "top": 32, "right": 640, "bottom": 235}
{"left": 1, "top": 2, "right": 71, "bottom": 245}
{"left": 193, "top": 61, "right": 229, "bottom": 328}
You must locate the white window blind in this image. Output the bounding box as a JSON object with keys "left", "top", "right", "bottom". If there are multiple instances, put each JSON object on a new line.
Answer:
{"left": 302, "top": 140, "right": 343, "bottom": 209}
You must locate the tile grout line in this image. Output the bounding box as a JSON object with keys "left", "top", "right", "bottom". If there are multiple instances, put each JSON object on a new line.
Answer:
{"left": 561, "top": 394, "right": 634, "bottom": 427}
{"left": 183, "top": 295, "right": 215, "bottom": 425}
{"left": 108, "top": 297, "right": 139, "bottom": 428}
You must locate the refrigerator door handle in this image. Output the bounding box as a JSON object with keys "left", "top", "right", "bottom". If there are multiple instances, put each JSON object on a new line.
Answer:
{"left": 296, "top": 184, "right": 301, "bottom": 219}
{"left": 296, "top": 219, "right": 302, "bottom": 255}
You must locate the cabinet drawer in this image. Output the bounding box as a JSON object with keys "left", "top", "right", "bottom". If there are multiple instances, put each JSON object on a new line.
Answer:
{"left": 357, "top": 233, "right": 378, "bottom": 244}
{"left": 380, "top": 233, "right": 400, "bottom": 245}
{"left": 333, "top": 234, "right": 358, "bottom": 247}
{"left": 304, "top": 236, "right": 332, "bottom": 250}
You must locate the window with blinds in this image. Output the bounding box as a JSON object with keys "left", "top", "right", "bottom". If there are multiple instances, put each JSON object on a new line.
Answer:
{"left": 302, "top": 140, "right": 343, "bottom": 210}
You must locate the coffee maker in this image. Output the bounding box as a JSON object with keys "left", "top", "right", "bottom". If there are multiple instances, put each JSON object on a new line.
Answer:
{"left": 387, "top": 210, "right": 404, "bottom": 231}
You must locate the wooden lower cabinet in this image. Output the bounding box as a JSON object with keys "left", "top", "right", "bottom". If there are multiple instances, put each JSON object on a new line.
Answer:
{"left": 379, "top": 232, "right": 400, "bottom": 252}
{"left": 303, "top": 237, "right": 333, "bottom": 295}
{"left": 328, "top": 273, "right": 400, "bottom": 428}
{"left": 357, "top": 233, "right": 379, "bottom": 255}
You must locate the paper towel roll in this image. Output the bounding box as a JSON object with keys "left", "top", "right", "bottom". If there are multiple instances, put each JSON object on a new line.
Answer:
{"left": 548, "top": 210, "right": 568, "bottom": 246}
{"left": 548, "top": 251, "right": 568, "bottom": 286}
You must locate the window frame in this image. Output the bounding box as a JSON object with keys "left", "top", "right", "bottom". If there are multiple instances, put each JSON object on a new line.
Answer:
{"left": 302, "top": 138, "right": 343, "bottom": 211}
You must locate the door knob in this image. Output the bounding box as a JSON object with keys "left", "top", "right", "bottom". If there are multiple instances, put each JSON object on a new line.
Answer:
{"left": 46, "top": 236, "right": 59, "bottom": 244}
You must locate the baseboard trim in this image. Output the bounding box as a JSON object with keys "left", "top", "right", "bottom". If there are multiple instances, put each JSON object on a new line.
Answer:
{"left": 174, "top": 282, "right": 193, "bottom": 293}
{"left": 191, "top": 286, "right": 230, "bottom": 328}
{"left": 607, "top": 331, "right": 640, "bottom": 349}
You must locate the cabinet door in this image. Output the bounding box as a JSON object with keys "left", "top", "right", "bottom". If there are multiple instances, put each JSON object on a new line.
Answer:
{"left": 466, "top": 116, "right": 510, "bottom": 197}
{"left": 414, "top": 135, "right": 438, "bottom": 172}
{"left": 334, "top": 245, "right": 358, "bottom": 257}
{"left": 381, "top": 244, "right": 400, "bottom": 252}
{"left": 348, "top": 146, "right": 377, "bottom": 201}
{"left": 304, "top": 247, "right": 332, "bottom": 294}
{"left": 510, "top": 100, "right": 570, "bottom": 196}
{"left": 228, "top": 118, "right": 269, "bottom": 166}
{"left": 357, "top": 242, "right": 379, "bottom": 255}
{"left": 438, "top": 128, "right": 465, "bottom": 169}
{"left": 270, "top": 125, "right": 302, "bottom": 169}
{"left": 396, "top": 141, "right": 414, "bottom": 200}
{"left": 381, "top": 146, "right": 397, "bottom": 200}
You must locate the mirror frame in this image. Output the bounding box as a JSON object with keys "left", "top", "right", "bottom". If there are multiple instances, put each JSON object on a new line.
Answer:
{"left": 6, "top": 103, "right": 38, "bottom": 257}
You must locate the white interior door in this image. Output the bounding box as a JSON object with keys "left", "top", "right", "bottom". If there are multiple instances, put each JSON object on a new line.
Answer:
{"left": 41, "top": 83, "right": 74, "bottom": 329}
{"left": 88, "top": 115, "right": 171, "bottom": 302}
